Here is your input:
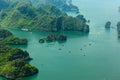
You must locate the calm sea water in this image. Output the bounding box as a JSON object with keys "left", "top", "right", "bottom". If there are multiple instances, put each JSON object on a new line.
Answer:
{"left": 1, "top": 0, "right": 120, "bottom": 80}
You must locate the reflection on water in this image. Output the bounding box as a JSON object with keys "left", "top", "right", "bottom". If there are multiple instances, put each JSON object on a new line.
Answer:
{"left": 10, "top": 45, "right": 28, "bottom": 49}
{"left": 105, "top": 28, "right": 110, "bottom": 32}
{"left": 22, "top": 74, "right": 38, "bottom": 80}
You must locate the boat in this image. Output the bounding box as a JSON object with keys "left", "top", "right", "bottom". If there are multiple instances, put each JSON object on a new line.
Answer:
{"left": 21, "top": 28, "right": 29, "bottom": 31}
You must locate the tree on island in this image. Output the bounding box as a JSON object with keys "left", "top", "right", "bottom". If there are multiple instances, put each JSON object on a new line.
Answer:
{"left": 0, "top": 29, "right": 38, "bottom": 80}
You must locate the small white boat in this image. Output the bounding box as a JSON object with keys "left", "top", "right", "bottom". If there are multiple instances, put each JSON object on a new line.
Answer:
{"left": 21, "top": 28, "right": 29, "bottom": 31}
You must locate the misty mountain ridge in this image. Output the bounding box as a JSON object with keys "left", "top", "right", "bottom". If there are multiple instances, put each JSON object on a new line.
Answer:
{"left": 0, "top": 0, "right": 79, "bottom": 12}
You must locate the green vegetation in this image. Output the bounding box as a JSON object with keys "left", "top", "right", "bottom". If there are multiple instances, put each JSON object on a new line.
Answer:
{"left": 39, "top": 33, "right": 67, "bottom": 43}
{"left": 0, "top": 45, "right": 38, "bottom": 79}
{"left": 0, "top": 29, "right": 28, "bottom": 45}
{"left": 0, "top": 29, "right": 13, "bottom": 38}
{"left": 0, "top": 1, "right": 89, "bottom": 33}
{"left": 0, "top": 29, "right": 38, "bottom": 79}
{"left": 3, "top": 35, "right": 28, "bottom": 45}
{"left": 45, "top": 0, "right": 79, "bottom": 12}
{"left": 0, "top": 0, "right": 9, "bottom": 10}
{"left": 6, "top": 0, "right": 79, "bottom": 12}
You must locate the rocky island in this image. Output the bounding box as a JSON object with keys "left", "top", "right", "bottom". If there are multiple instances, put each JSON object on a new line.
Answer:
{"left": 117, "top": 22, "right": 120, "bottom": 38}
{"left": 0, "top": 29, "right": 38, "bottom": 80}
{"left": 0, "top": 29, "right": 28, "bottom": 45}
{"left": 16, "top": 0, "right": 79, "bottom": 13}
{"left": 0, "top": 45, "right": 38, "bottom": 80}
{"left": 39, "top": 34, "right": 67, "bottom": 43}
{"left": 45, "top": 0, "right": 79, "bottom": 12}
{"left": 117, "top": 22, "right": 120, "bottom": 31}
{"left": 118, "top": 31, "right": 120, "bottom": 38}
{"left": 105, "top": 21, "right": 111, "bottom": 28}
{"left": 0, "top": 0, "right": 89, "bottom": 33}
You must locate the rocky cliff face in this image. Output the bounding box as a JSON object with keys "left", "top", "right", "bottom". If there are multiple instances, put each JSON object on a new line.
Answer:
{"left": 39, "top": 34, "right": 67, "bottom": 43}
{"left": 0, "top": 0, "right": 9, "bottom": 10}
{"left": 0, "top": 2, "right": 89, "bottom": 33}
{"left": 0, "top": 29, "right": 38, "bottom": 80}
{"left": 0, "top": 29, "right": 28, "bottom": 45}
{"left": 0, "top": 45, "right": 38, "bottom": 79}
{"left": 105, "top": 21, "right": 111, "bottom": 28}
{"left": 117, "top": 22, "right": 120, "bottom": 30}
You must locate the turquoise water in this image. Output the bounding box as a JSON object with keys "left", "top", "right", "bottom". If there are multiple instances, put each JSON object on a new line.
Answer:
{"left": 1, "top": 0, "right": 120, "bottom": 80}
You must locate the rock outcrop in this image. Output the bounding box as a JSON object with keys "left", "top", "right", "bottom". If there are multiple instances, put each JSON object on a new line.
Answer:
{"left": 105, "top": 21, "right": 111, "bottom": 28}
{"left": 0, "top": 29, "right": 28, "bottom": 45}
{"left": 0, "top": 45, "right": 38, "bottom": 80}
{"left": 39, "top": 34, "right": 67, "bottom": 43}
{"left": 57, "top": 34, "right": 67, "bottom": 41}
{"left": 117, "top": 22, "right": 120, "bottom": 31}
{"left": 118, "top": 31, "right": 120, "bottom": 38}
{"left": 83, "top": 25, "right": 90, "bottom": 33}
{"left": 0, "top": 2, "right": 89, "bottom": 33}
{"left": 39, "top": 38, "right": 45, "bottom": 43}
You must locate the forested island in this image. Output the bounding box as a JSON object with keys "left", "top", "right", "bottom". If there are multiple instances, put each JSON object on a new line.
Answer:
{"left": 39, "top": 34, "right": 67, "bottom": 43}
{"left": 0, "top": 29, "right": 27, "bottom": 45}
{"left": 117, "top": 22, "right": 120, "bottom": 38}
{"left": 105, "top": 21, "right": 120, "bottom": 38}
{"left": 0, "top": 0, "right": 89, "bottom": 33}
{"left": 3, "top": 0, "right": 79, "bottom": 12}
{"left": 0, "top": 29, "right": 38, "bottom": 80}
{"left": 44, "top": 0, "right": 79, "bottom": 12}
